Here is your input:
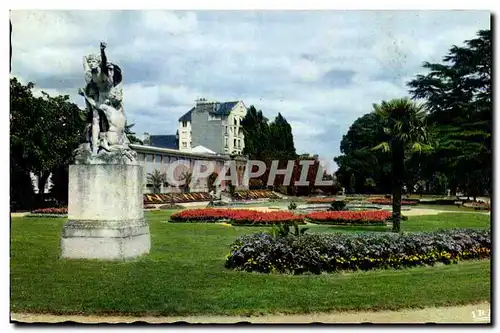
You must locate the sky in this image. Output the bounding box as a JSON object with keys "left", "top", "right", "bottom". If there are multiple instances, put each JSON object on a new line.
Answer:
{"left": 9, "top": 10, "right": 491, "bottom": 172}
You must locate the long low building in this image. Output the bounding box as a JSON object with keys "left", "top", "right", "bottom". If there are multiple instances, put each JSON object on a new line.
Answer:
{"left": 130, "top": 144, "right": 248, "bottom": 193}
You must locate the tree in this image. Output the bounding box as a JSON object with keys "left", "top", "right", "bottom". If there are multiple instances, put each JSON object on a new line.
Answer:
{"left": 147, "top": 169, "right": 165, "bottom": 194}
{"left": 371, "top": 98, "right": 431, "bottom": 232}
{"left": 125, "top": 122, "right": 143, "bottom": 144}
{"left": 407, "top": 29, "right": 491, "bottom": 199}
{"left": 180, "top": 171, "right": 193, "bottom": 193}
{"left": 334, "top": 112, "right": 393, "bottom": 194}
{"left": 10, "top": 78, "right": 86, "bottom": 207}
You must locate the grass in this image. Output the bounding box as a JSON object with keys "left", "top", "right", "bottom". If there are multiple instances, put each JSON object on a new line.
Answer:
{"left": 10, "top": 210, "right": 491, "bottom": 316}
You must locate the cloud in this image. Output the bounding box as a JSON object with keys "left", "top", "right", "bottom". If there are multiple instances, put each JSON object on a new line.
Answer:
{"left": 10, "top": 10, "right": 490, "bottom": 173}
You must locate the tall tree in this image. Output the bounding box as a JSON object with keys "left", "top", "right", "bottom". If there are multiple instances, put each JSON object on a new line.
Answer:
{"left": 10, "top": 78, "right": 86, "bottom": 206}
{"left": 371, "top": 98, "right": 431, "bottom": 233}
{"left": 407, "top": 29, "right": 492, "bottom": 198}
{"left": 334, "top": 112, "right": 392, "bottom": 194}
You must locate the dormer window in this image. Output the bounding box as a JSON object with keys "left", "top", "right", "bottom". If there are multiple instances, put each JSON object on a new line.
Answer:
{"left": 182, "top": 121, "right": 188, "bottom": 127}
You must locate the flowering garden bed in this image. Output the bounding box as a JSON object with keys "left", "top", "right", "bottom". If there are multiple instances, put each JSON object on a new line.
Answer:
{"left": 144, "top": 192, "right": 211, "bottom": 204}
{"left": 27, "top": 207, "right": 68, "bottom": 217}
{"left": 367, "top": 199, "right": 419, "bottom": 206}
{"left": 463, "top": 202, "right": 491, "bottom": 211}
{"left": 305, "top": 198, "right": 337, "bottom": 204}
{"left": 232, "top": 190, "right": 280, "bottom": 200}
{"left": 225, "top": 229, "right": 491, "bottom": 274}
{"left": 170, "top": 208, "right": 304, "bottom": 226}
{"left": 305, "top": 210, "right": 392, "bottom": 226}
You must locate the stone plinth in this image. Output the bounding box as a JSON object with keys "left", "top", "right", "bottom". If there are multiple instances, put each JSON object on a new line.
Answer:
{"left": 61, "top": 164, "right": 150, "bottom": 260}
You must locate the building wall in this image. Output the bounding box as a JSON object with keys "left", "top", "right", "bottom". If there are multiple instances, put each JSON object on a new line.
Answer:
{"left": 190, "top": 102, "right": 225, "bottom": 154}
{"left": 226, "top": 101, "right": 247, "bottom": 155}
{"left": 130, "top": 144, "right": 249, "bottom": 193}
{"left": 178, "top": 120, "right": 192, "bottom": 151}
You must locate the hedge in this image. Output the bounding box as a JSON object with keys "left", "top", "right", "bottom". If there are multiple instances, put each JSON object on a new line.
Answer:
{"left": 225, "top": 229, "right": 491, "bottom": 274}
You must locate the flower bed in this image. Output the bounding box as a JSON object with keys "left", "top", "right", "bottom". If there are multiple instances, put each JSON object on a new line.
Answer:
{"left": 143, "top": 192, "right": 211, "bottom": 204}
{"left": 31, "top": 207, "right": 68, "bottom": 215}
{"left": 225, "top": 229, "right": 491, "bottom": 274}
{"left": 232, "top": 190, "right": 280, "bottom": 200}
{"left": 305, "top": 198, "right": 337, "bottom": 204}
{"left": 306, "top": 210, "right": 392, "bottom": 225}
{"left": 367, "top": 199, "right": 419, "bottom": 205}
{"left": 463, "top": 202, "right": 491, "bottom": 211}
{"left": 170, "top": 208, "right": 304, "bottom": 225}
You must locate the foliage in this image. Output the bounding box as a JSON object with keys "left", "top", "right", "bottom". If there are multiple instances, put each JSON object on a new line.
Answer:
{"left": 328, "top": 200, "right": 347, "bottom": 211}
{"left": 146, "top": 169, "right": 165, "bottom": 194}
{"left": 180, "top": 170, "right": 193, "bottom": 193}
{"left": 225, "top": 229, "right": 491, "bottom": 274}
{"left": 10, "top": 78, "right": 86, "bottom": 208}
{"left": 370, "top": 98, "right": 431, "bottom": 232}
{"left": 208, "top": 172, "right": 218, "bottom": 192}
{"left": 124, "top": 122, "right": 143, "bottom": 144}
{"left": 306, "top": 210, "right": 391, "bottom": 225}
{"left": 407, "top": 29, "right": 492, "bottom": 199}
{"left": 268, "top": 222, "right": 308, "bottom": 238}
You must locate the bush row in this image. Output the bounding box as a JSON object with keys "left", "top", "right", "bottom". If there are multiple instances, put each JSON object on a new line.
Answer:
{"left": 225, "top": 228, "right": 491, "bottom": 274}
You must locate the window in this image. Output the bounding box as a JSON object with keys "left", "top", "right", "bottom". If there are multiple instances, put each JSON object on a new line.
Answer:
{"left": 234, "top": 118, "right": 237, "bottom": 126}
{"left": 234, "top": 138, "right": 237, "bottom": 147}
{"left": 237, "top": 139, "right": 241, "bottom": 148}
{"left": 182, "top": 121, "right": 188, "bottom": 127}
{"left": 155, "top": 154, "right": 162, "bottom": 163}
{"left": 182, "top": 142, "right": 187, "bottom": 148}
{"left": 225, "top": 137, "right": 228, "bottom": 147}
{"left": 146, "top": 154, "right": 154, "bottom": 163}
{"left": 225, "top": 126, "right": 228, "bottom": 135}
{"left": 189, "top": 141, "right": 192, "bottom": 147}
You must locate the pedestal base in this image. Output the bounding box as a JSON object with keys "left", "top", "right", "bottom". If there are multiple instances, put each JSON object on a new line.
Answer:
{"left": 61, "top": 219, "right": 150, "bottom": 260}
{"left": 60, "top": 164, "right": 150, "bottom": 260}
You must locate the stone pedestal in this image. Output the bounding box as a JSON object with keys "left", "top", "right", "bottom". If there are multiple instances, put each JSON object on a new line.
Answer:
{"left": 61, "top": 164, "right": 150, "bottom": 260}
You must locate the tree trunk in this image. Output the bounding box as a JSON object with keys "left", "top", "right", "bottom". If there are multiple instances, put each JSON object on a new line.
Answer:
{"left": 392, "top": 143, "right": 404, "bottom": 233}
{"left": 36, "top": 172, "right": 50, "bottom": 208}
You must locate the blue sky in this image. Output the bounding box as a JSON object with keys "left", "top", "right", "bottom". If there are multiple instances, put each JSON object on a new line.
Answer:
{"left": 10, "top": 10, "right": 490, "bottom": 172}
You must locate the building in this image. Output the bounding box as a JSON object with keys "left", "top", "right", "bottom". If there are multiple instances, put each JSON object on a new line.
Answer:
{"left": 178, "top": 99, "right": 247, "bottom": 155}
{"left": 130, "top": 144, "right": 248, "bottom": 193}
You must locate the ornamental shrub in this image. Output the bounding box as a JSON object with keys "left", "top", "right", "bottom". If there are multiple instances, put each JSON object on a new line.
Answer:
{"left": 225, "top": 228, "right": 491, "bottom": 274}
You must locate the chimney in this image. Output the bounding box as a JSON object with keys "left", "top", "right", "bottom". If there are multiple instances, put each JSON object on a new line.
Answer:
{"left": 143, "top": 132, "right": 151, "bottom": 145}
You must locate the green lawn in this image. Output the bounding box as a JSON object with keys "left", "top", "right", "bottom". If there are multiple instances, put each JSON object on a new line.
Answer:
{"left": 10, "top": 210, "right": 491, "bottom": 316}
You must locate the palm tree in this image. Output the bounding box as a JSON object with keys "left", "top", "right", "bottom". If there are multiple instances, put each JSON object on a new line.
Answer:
{"left": 125, "top": 122, "right": 143, "bottom": 144}
{"left": 147, "top": 169, "right": 165, "bottom": 194}
{"left": 180, "top": 171, "right": 193, "bottom": 193}
{"left": 371, "top": 98, "right": 432, "bottom": 232}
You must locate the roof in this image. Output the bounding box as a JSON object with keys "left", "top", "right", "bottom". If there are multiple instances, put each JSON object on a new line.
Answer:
{"left": 179, "top": 107, "right": 194, "bottom": 122}
{"left": 179, "top": 102, "right": 241, "bottom": 122}
{"left": 149, "top": 135, "right": 178, "bottom": 150}
{"left": 212, "top": 101, "right": 239, "bottom": 116}
{"left": 190, "top": 145, "right": 217, "bottom": 154}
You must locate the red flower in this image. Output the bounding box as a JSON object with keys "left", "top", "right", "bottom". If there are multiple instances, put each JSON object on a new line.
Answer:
{"left": 170, "top": 208, "right": 304, "bottom": 225}
{"left": 306, "top": 210, "right": 391, "bottom": 224}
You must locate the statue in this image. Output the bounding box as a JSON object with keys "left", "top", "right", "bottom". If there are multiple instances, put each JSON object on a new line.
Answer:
{"left": 75, "top": 42, "right": 136, "bottom": 164}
